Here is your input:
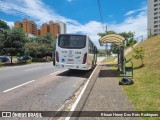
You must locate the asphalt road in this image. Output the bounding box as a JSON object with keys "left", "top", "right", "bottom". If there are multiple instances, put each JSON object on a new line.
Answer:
{"left": 0, "top": 57, "right": 105, "bottom": 119}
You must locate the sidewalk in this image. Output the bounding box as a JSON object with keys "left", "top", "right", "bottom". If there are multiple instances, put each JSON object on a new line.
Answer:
{"left": 71, "top": 64, "right": 138, "bottom": 120}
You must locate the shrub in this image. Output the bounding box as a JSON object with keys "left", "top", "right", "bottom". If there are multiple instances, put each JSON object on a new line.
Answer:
{"left": 18, "top": 59, "right": 32, "bottom": 64}
{"left": 132, "top": 47, "right": 145, "bottom": 65}
{"left": 26, "top": 59, "right": 32, "bottom": 63}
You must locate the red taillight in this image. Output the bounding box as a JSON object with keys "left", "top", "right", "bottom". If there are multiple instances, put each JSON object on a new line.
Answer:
{"left": 56, "top": 51, "right": 59, "bottom": 62}
{"left": 83, "top": 53, "right": 87, "bottom": 64}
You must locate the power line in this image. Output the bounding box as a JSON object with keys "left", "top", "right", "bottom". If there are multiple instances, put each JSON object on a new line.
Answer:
{"left": 97, "top": 0, "right": 104, "bottom": 31}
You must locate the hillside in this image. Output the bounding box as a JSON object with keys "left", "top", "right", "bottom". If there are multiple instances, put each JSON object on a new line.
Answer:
{"left": 123, "top": 35, "right": 160, "bottom": 115}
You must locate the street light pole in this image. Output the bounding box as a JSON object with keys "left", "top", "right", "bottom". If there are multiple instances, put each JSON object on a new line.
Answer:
{"left": 106, "top": 25, "right": 107, "bottom": 32}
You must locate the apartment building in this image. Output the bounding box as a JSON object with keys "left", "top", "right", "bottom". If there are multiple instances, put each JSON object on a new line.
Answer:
{"left": 49, "top": 21, "right": 61, "bottom": 37}
{"left": 14, "top": 19, "right": 66, "bottom": 37}
{"left": 14, "top": 19, "right": 37, "bottom": 36}
{"left": 148, "top": 0, "right": 160, "bottom": 35}
{"left": 55, "top": 21, "right": 66, "bottom": 34}
{"left": 41, "top": 23, "right": 50, "bottom": 35}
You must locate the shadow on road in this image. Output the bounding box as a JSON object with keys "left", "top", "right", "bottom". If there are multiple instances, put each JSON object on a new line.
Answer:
{"left": 57, "top": 66, "right": 96, "bottom": 78}
{"left": 99, "top": 64, "right": 120, "bottom": 77}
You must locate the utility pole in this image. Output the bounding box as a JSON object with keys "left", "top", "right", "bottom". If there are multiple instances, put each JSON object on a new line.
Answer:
{"left": 106, "top": 25, "right": 107, "bottom": 32}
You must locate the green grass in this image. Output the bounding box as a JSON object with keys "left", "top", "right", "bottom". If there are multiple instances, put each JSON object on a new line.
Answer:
{"left": 121, "top": 35, "right": 160, "bottom": 120}
{"left": 102, "top": 56, "right": 116, "bottom": 63}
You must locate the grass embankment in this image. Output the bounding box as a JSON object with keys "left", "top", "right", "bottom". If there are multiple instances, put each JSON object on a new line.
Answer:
{"left": 123, "top": 35, "right": 160, "bottom": 120}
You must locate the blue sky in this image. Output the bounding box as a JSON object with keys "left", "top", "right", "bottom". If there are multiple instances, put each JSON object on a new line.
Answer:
{"left": 0, "top": 0, "right": 147, "bottom": 49}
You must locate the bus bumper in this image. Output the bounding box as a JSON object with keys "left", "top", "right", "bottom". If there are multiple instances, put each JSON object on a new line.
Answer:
{"left": 55, "top": 63, "right": 89, "bottom": 70}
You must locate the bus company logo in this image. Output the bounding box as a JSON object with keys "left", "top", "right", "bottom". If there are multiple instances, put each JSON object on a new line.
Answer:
{"left": 62, "top": 58, "right": 65, "bottom": 62}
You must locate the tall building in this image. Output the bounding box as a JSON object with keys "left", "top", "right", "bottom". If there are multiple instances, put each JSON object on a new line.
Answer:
{"left": 41, "top": 23, "right": 50, "bottom": 35}
{"left": 14, "top": 18, "right": 37, "bottom": 36}
{"left": 49, "top": 21, "right": 61, "bottom": 37}
{"left": 148, "top": 0, "right": 160, "bottom": 36}
{"left": 14, "top": 21, "right": 22, "bottom": 28}
{"left": 14, "top": 19, "right": 65, "bottom": 37}
{"left": 56, "top": 21, "right": 67, "bottom": 34}
{"left": 37, "top": 29, "right": 41, "bottom": 36}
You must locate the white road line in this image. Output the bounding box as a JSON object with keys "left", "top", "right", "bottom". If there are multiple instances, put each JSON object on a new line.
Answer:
{"left": 49, "top": 70, "right": 68, "bottom": 75}
{"left": 3, "top": 80, "right": 35, "bottom": 93}
{"left": 24, "top": 67, "right": 41, "bottom": 71}
{"left": 65, "top": 64, "right": 99, "bottom": 120}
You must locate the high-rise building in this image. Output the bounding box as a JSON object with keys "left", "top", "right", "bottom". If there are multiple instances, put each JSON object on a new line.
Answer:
{"left": 56, "top": 21, "right": 67, "bottom": 34}
{"left": 14, "top": 21, "right": 22, "bottom": 28}
{"left": 22, "top": 19, "right": 37, "bottom": 36}
{"left": 14, "top": 19, "right": 65, "bottom": 37}
{"left": 49, "top": 21, "right": 61, "bottom": 37}
{"left": 41, "top": 23, "right": 50, "bottom": 35}
{"left": 14, "top": 18, "right": 38, "bottom": 36}
{"left": 148, "top": 0, "right": 160, "bottom": 36}
{"left": 37, "top": 29, "right": 41, "bottom": 36}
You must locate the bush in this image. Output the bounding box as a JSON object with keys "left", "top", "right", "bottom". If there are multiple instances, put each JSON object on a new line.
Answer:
{"left": 18, "top": 59, "right": 32, "bottom": 64}
{"left": 132, "top": 47, "right": 145, "bottom": 65}
{"left": 26, "top": 59, "right": 32, "bottom": 63}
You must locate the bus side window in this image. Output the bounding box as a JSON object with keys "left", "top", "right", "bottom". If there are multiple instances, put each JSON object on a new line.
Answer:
{"left": 89, "top": 41, "right": 92, "bottom": 54}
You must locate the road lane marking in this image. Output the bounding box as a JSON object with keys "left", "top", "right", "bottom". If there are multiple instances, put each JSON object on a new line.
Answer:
{"left": 49, "top": 70, "right": 68, "bottom": 75}
{"left": 24, "top": 67, "right": 41, "bottom": 71}
{"left": 3, "top": 80, "right": 35, "bottom": 93}
{"left": 65, "top": 64, "right": 99, "bottom": 120}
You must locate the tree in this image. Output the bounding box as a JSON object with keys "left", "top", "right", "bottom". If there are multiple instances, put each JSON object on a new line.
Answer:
{"left": 3, "top": 28, "right": 27, "bottom": 64}
{"left": 0, "top": 31, "right": 5, "bottom": 55}
{"left": 98, "top": 49, "right": 106, "bottom": 56}
{"left": 98, "top": 30, "right": 117, "bottom": 38}
{"left": 0, "top": 20, "right": 10, "bottom": 30}
{"left": 119, "top": 31, "right": 134, "bottom": 40}
{"left": 110, "top": 43, "right": 119, "bottom": 54}
{"left": 0, "top": 19, "right": 10, "bottom": 55}
{"left": 132, "top": 47, "right": 145, "bottom": 65}
{"left": 25, "top": 34, "right": 56, "bottom": 61}
{"left": 119, "top": 31, "right": 137, "bottom": 47}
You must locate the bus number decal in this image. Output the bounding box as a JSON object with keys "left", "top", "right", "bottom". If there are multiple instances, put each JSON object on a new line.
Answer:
{"left": 75, "top": 52, "right": 81, "bottom": 54}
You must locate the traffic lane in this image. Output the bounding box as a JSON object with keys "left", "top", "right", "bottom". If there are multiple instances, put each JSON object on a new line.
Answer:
{"left": 0, "top": 68, "right": 94, "bottom": 112}
{"left": 0, "top": 65, "right": 64, "bottom": 92}
{"left": 0, "top": 62, "right": 53, "bottom": 72}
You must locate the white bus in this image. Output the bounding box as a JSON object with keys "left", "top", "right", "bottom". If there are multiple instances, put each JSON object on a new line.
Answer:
{"left": 54, "top": 34, "right": 97, "bottom": 70}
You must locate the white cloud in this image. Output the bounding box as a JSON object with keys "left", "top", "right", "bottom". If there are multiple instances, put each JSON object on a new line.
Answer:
{"left": 125, "top": 7, "right": 147, "bottom": 16}
{"left": 4, "top": 20, "right": 14, "bottom": 28}
{"left": 0, "top": 0, "right": 147, "bottom": 49}
{"left": 111, "top": 7, "right": 147, "bottom": 38}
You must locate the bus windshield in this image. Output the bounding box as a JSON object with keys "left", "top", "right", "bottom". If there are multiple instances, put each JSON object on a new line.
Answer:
{"left": 58, "top": 35, "right": 86, "bottom": 49}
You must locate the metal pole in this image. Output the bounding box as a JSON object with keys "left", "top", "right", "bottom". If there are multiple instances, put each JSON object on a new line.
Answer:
{"left": 117, "top": 49, "right": 120, "bottom": 71}
{"left": 120, "top": 46, "right": 124, "bottom": 74}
